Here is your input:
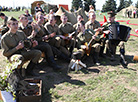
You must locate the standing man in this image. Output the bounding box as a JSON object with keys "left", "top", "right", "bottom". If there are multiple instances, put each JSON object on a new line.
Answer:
{"left": 1, "top": 17, "right": 42, "bottom": 76}
{"left": 103, "top": 11, "right": 127, "bottom": 66}
{"left": 35, "top": 3, "right": 44, "bottom": 14}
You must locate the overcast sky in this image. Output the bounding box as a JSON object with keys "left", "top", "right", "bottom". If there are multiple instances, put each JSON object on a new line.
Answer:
{"left": 0, "top": 0, "right": 137, "bottom": 10}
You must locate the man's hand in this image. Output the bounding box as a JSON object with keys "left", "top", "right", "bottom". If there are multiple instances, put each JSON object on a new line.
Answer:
{"left": 16, "top": 41, "right": 24, "bottom": 50}
{"left": 32, "top": 40, "right": 38, "bottom": 47}
{"left": 81, "top": 45, "right": 87, "bottom": 49}
{"left": 43, "top": 35, "right": 49, "bottom": 41}
{"left": 50, "top": 32, "right": 56, "bottom": 38}
{"left": 103, "top": 30, "right": 110, "bottom": 34}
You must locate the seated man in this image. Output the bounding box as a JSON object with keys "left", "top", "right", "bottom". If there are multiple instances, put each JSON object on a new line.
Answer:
{"left": 74, "top": 21, "right": 101, "bottom": 66}
{"left": 0, "top": 12, "right": 9, "bottom": 35}
{"left": 1, "top": 17, "right": 42, "bottom": 76}
{"left": 59, "top": 14, "right": 75, "bottom": 54}
{"left": 44, "top": 14, "right": 70, "bottom": 57}
{"left": 102, "top": 11, "right": 127, "bottom": 66}
{"left": 18, "top": 13, "right": 64, "bottom": 71}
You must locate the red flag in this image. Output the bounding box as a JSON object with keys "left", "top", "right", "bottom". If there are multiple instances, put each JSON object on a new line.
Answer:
{"left": 103, "top": 15, "right": 107, "bottom": 38}
{"left": 104, "top": 15, "right": 107, "bottom": 23}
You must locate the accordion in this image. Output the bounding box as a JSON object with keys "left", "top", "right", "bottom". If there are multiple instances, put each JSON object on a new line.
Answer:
{"left": 108, "top": 24, "right": 131, "bottom": 42}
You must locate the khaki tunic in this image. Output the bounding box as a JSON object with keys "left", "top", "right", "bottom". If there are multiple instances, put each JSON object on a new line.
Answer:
{"left": 85, "top": 20, "right": 101, "bottom": 30}
{"left": 19, "top": 24, "right": 54, "bottom": 58}
{"left": 77, "top": 29, "right": 101, "bottom": 52}
{"left": 59, "top": 22, "right": 74, "bottom": 35}
{"left": 1, "top": 30, "right": 41, "bottom": 63}
{"left": 44, "top": 22, "right": 61, "bottom": 47}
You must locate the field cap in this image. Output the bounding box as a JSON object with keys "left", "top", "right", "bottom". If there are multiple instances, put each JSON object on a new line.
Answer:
{"left": 107, "top": 11, "right": 116, "bottom": 17}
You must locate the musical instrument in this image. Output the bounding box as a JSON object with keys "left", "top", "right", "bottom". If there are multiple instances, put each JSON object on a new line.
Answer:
{"left": 84, "top": 31, "right": 100, "bottom": 56}
{"left": 59, "top": 31, "right": 76, "bottom": 44}
{"left": 108, "top": 24, "right": 131, "bottom": 42}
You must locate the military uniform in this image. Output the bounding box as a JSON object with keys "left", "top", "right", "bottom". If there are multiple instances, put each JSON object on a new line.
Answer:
{"left": 1, "top": 30, "right": 41, "bottom": 63}
{"left": 102, "top": 21, "right": 125, "bottom": 56}
{"left": 44, "top": 22, "right": 70, "bottom": 56}
{"left": 75, "top": 29, "right": 101, "bottom": 64}
{"left": 85, "top": 20, "right": 101, "bottom": 30}
{"left": 59, "top": 22, "right": 75, "bottom": 53}
{"left": 0, "top": 16, "right": 9, "bottom": 35}
{"left": 19, "top": 24, "right": 64, "bottom": 70}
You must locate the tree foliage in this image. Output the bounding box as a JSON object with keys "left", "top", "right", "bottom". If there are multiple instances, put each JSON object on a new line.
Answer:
{"left": 71, "top": 0, "right": 83, "bottom": 11}
{"left": 71, "top": 0, "right": 96, "bottom": 12}
{"left": 117, "top": 0, "right": 126, "bottom": 12}
{"left": 102, "top": 0, "right": 117, "bottom": 12}
{"left": 84, "top": 0, "right": 96, "bottom": 12}
{"left": 135, "top": 1, "right": 138, "bottom": 8}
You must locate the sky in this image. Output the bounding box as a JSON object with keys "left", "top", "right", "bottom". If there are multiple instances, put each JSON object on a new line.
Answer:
{"left": 0, "top": 0, "right": 137, "bottom": 10}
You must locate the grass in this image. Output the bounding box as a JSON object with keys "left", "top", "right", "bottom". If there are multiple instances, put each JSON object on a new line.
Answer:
{"left": 0, "top": 10, "right": 138, "bottom": 102}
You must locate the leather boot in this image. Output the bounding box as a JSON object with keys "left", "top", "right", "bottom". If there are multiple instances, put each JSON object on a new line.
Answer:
{"left": 99, "top": 46, "right": 105, "bottom": 58}
{"left": 120, "top": 48, "right": 127, "bottom": 66}
{"left": 26, "top": 61, "right": 39, "bottom": 76}
{"left": 93, "top": 52, "right": 100, "bottom": 66}
{"left": 47, "top": 56, "right": 63, "bottom": 71}
{"left": 59, "top": 53, "right": 70, "bottom": 62}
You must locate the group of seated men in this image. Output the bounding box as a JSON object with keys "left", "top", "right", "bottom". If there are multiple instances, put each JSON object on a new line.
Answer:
{"left": 0, "top": 10, "right": 128, "bottom": 76}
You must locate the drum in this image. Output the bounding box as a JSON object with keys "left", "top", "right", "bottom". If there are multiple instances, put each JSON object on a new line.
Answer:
{"left": 108, "top": 24, "right": 131, "bottom": 42}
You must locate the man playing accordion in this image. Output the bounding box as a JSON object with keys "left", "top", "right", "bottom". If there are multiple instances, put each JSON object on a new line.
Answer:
{"left": 102, "top": 11, "right": 128, "bottom": 67}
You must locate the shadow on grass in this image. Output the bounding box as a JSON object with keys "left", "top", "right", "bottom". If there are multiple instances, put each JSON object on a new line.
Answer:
{"left": 35, "top": 53, "right": 138, "bottom": 102}
{"left": 36, "top": 61, "right": 86, "bottom": 102}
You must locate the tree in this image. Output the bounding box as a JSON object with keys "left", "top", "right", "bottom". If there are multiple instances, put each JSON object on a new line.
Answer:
{"left": 102, "top": 0, "right": 117, "bottom": 12}
{"left": 124, "top": 0, "right": 133, "bottom": 8}
{"left": 117, "top": 0, "right": 126, "bottom": 12}
{"left": 71, "top": 0, "right": 83, "bottom": 11}
{"left": 83, "top": 0, "right": 96, "bottom": 12}
{"left": 135, "top": 1, "right": 138, "bottom": 8}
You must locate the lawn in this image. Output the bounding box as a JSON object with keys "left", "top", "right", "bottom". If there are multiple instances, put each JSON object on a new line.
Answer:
{"left": 0, "top": 10, "right": 138, "bottom": 102}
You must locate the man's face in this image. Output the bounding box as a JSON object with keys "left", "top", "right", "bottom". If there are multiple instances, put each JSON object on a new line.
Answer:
{"left": 8, "top": 21, "right": 18, "bottom": 31}
{"left": 49, "top": 17, "right": 56, "bottom": 25}
{"left": 20, "top": 16, "right": 28, "bottom": 24}
{"left": 108, "top": 16, "right": 115, "bottom": 22}
{"left": 89, "top": 12, "right": 96, "bottom": 21}
{"left": 61, "top": 16, "right": 68, "bottom": 24}
{"left": 37, "top": 14, "right": 44, "bottom": 24}
{"left": 77, "top": 15, "right": 83, "bottom": 22}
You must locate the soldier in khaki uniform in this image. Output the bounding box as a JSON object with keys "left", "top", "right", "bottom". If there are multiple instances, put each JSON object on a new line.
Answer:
{"left": 44, "top": 14, "right": 70, "bottom": 56}
{"left": 103, "top": 11, "right": 127, "bottom": 66}
{"left": 0, "top": 13, "right": 9, "bottom": 35}
{"left": 73, "top": 15, "right": 84, "bottom": 30}
{"left": 18, "top": 13, "right": 64, "bottom": 71}
{"left": 74, "top": 21, "right": 101, "bottom": 65}
{"left": 85, "top": 12, "right": 101, "bottom": 31}
{"left": 59, "top": 14, "right": 75, "bottom": 54}
{"left": 1, "top": 17, "right": 42, "bottom": 76}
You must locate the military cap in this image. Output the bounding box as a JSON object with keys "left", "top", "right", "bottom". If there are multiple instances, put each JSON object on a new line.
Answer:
{"left": 7, "top": 17, "right": 17, "bottom": 24}
{"left": 107, "top": 11, "right": 116, "bottom": 17}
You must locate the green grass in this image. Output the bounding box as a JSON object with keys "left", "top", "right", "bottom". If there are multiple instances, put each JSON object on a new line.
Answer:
{"left": 0, "top": 11, "right": 138, "bottom": 102}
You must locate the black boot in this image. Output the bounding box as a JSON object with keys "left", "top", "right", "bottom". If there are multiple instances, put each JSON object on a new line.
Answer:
{"left": 99, "top": 46, "right": 105, "bottom": 58}
{"left": 120, "top": 48, "right": 127, "bottom": 67}
{"left": 26, "top": 61, "right": 39, "bottom": 76}
{"left": 59, "top": 53, "right": 70, "bottom": 62}
{"left": 47, "top": 56, "right": 63, "bottom": 71}
{"left": 93, "top": 52, "right": 100, "bottom": 66}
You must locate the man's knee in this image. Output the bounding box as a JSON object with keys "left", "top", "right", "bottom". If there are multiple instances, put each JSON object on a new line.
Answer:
{"left": 93, "top": 43, "right": 101, "bottom": 52}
